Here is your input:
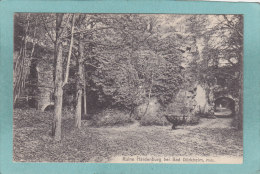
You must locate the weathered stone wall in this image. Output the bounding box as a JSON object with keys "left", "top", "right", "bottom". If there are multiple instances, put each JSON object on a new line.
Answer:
{"left": 36, "top": 60, "right": 54, "bottom": 111}
{"left": 212, "top": 85, "right": 238, "bottom": 112}
{"left": 194, "top": 85, "right": 207, "bottom": 112}
{"left": 194, "top": 84, "right": 215, "bottom": 115}
{"left": 174, "top": 44, "right": 201, "bottom": 120}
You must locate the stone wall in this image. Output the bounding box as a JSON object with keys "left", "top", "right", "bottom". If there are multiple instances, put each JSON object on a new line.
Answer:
{"left": 36, "top": 60, "right": 54, "bottom": 111}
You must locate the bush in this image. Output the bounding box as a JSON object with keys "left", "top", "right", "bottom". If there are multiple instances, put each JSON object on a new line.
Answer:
{"left": 140, "top": 114, "right": 170, "bottom": 126}
{"left": 186, "top": 115, "right": 200, "bottom": 125}
{"left": 90, "top": 108, "right": 133, "bottom": 127}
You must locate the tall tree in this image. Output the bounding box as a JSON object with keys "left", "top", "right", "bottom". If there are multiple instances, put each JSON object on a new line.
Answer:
{"left": 75, "top": 14, "right": 90, "bottom": 128}
{"left": 52, "top": 13, "right": 64, "bottom": 141}
{"left": 75, "top": 31, "right": 84, "bottom": 128}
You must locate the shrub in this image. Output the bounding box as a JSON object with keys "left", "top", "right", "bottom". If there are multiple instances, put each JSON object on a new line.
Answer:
{"left": 162, "top": 101, "right": 200, "bottom": 127}
{"left": 140, "top": 114, "right": 170, "bottom": 126}
{"left": 90, "top": 108, "right": 133, "bottom": 127}
{"left": 186, "top": 115, "right": 200, "bottom": 125}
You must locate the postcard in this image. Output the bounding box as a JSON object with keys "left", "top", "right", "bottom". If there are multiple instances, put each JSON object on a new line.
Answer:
{"left": 1, "top": 1, "right": 260, "bottom": 174}
{"left": 12, "top": 13, "right": 243, "bottom": 164}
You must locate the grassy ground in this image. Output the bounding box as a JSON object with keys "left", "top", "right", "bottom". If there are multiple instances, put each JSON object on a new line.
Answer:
{"left": 13, "top": 109, "right": 243, "bottom": 162}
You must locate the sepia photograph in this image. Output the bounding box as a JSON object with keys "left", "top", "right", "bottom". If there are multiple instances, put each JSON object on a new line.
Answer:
{"left": 13, "top": 13, "right": 243, "bottom": 163}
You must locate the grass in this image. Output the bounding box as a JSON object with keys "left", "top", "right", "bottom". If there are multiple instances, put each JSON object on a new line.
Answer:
{"left": 13, "top": 109, "right": 243, "bottom": 162}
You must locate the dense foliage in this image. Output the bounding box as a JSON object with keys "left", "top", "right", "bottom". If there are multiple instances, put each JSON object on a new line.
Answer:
{"left": 14, "top": 14, "right": 243, "bottom": 132}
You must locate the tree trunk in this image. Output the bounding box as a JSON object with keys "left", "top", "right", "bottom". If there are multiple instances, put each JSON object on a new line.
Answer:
{"left": 83, "top": 67, "right": 87, "bottom": 116}
{"left": 75, "top": 88, "right": 82, "bottom": 128}
{"left": 52, "top": 42, "right": 64, "bottom": 141}
{"left": 142, "top": 71, "right": 154, "bottom": 117}
{"left": 63, "top": 14, "right": 75, "bottom": 87}
{"left": 75, "top": 33, "right": 84, "bottom": 128}
{"left": 52, "top": 13, "right": 64, "bottom": 141}
{"left": 238, "top": 71, "right": 243, "bottom": 130}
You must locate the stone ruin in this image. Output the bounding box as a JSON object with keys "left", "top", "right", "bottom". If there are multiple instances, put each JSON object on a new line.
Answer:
{"left": 36, "top": 60, "right": 54, "bottom": 111}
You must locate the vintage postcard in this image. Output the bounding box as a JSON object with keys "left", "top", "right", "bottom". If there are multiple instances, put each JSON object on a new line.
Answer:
{"left": 13, "top": 13, "right": 243, "bottom": 164}
{"left": 1, "top": 1, "right": 260, "bottom": 174}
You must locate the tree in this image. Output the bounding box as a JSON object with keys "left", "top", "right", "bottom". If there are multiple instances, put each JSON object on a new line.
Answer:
{"left": 52, "top": 13, "right": 64, "bottom": 141}
{"left": 75, "top": 15, "right": 85, "bottom": 128}
{"left": 29, "top": 13, "right": 77, "bottom": 139}
{"left": 13, "top": 13, "right": 39, "bottom": 106}
{"left": 86, "top": 14, "right": 186, "bottom": 115}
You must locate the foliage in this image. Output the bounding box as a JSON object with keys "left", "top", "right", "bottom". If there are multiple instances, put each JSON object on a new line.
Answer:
{"left": 86, "top": 15, "right": 188, "bottom": 110}
{"left": 13, "top": 13, "right": 244, "bottom": 134}
{"left": 186, "top": 115, "right": 200, "bottom": 125}
{"left": 90, "top": 108, "right": 134, "bottom": 127}
{"left": 140, "top": 113, "right": 170, "bottom": 126}
{"left": 196, "top": 15, "right": 242, "bottom": 98}
{"left": 137, "top": 98, "right": 170, "bottom": 126}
